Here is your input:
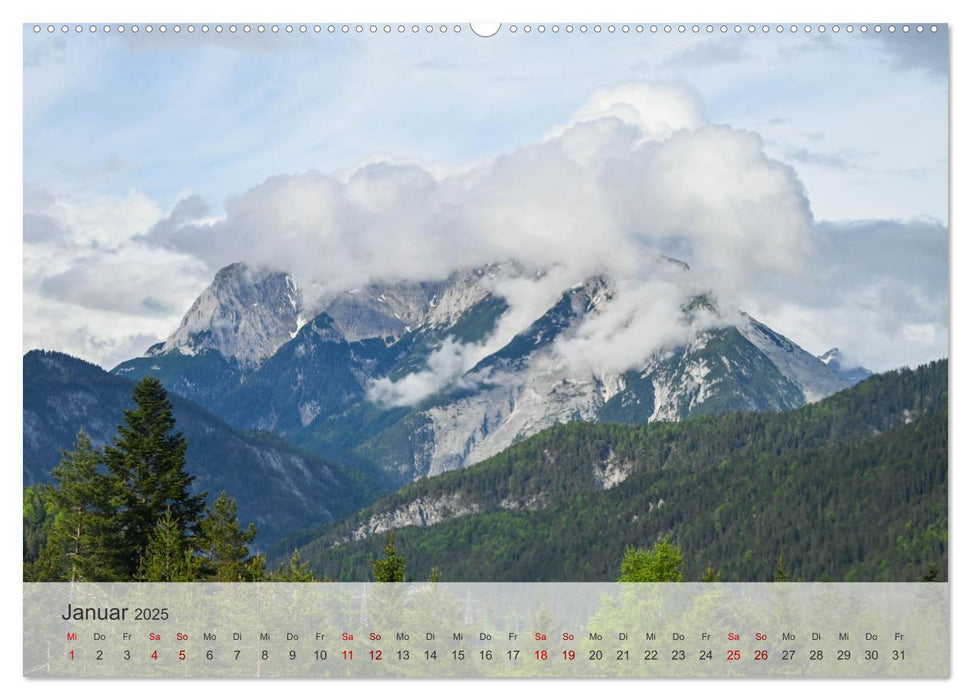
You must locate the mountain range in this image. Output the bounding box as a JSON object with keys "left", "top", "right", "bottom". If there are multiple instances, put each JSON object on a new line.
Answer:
{"left": 24, "top": 259, "right": 884, "bottom": 564}
{"left": 109, "top": 261, "right": 866, "bottom": 488}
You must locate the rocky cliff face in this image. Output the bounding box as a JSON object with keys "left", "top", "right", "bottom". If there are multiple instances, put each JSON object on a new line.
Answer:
{"left": 319, "top": 262, "right": 518, "bottom": 342}
{"left": 160, "top": 262, "right": 303, "bottom": 368}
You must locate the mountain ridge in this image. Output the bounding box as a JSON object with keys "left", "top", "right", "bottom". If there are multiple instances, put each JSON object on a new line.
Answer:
{"left": 110, "top": 260, "right": 861, "bottom": 487}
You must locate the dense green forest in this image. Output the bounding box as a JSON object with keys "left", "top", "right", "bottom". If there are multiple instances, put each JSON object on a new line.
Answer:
{"left": 23, "top": 376, "right": 317, "bottom": 583}
{"left": 295, "top": 360, "right": 947, "bottom": 582}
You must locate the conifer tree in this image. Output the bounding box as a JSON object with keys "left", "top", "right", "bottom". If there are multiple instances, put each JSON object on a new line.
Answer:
{"left": 701, "top": 562, "right": 720, "bottom": 582}
{"left": 272, "top": 550, "right": 316, "bottom": 582}
{"left": 104, "top": 377, "right": 205, "bottom": 576}
{"left": 23, "top": 485, "right": 56, "bottom": 570}
{"left": 774, "top": 548, "right": 789, "bottom": 582}
{"left": 41, "top": 430, "right": 122, "bottom": 581}
{"left": 372, "top": 531, "right": 406, "bottom": 582}
{"left": 196, "top": 491, "right": 261, "bottom": 581}
{"left": 137, "top": 508, "right": 201, "bottom": 582}
{"left": 245, "top": 554, "right": 268, "bottom": 582}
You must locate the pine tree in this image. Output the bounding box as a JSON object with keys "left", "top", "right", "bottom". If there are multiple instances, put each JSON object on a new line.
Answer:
{"left": 41, "top": 430, "right": 122, "bottom": 581}
{"left": 137, "top": 509, "right": 201, "bottom": 582}
{"left": 23, "top": 485, "right": 56, "bottom": 567}
{"left": 619, "top": 536, "right": 685, "bottom": 582}
{"left": 372, "top": 531, "right": 406, "bottom": 582}
{"left": 272, "top": 550, "right": 316, "bottom": 582}
{"left": 104, "top": 377, "right": 205, "bottom": 576}
{"left": 196, "top": 492, "right": 261, "bottom": 581}
{"left": 701, "top": 562, "right": 720, "bottom": 582}
{"left": 245, "top": 554, "right": 268, "bottom": 582}
{"left": 775, "top": 548, "right": 789, "bottom": 582}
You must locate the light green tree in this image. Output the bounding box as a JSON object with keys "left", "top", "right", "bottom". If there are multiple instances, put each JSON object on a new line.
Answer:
{"left": 619, "top": 536, "right": 685, "bottom": 582}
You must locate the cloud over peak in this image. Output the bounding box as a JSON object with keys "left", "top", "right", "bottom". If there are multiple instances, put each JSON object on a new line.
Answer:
{"left": 141, "top": 81, "right": 814, "bottom": 306}
{"left": 24, "top": 81, "right": 945, "bottom": 375}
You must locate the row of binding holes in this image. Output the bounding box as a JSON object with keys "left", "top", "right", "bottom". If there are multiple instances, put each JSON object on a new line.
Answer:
{"left": 32, "top": 24, "right": 465, "bottom": 34}
{"left": 507, "top": 24, "right": 936, "bottom": 34}
{"left": 32, "top": 24, "right": 940, "bottom": 34}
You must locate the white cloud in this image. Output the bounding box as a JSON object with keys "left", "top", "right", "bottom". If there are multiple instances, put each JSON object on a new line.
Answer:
{"left": 23, "top": 189, "right": 212, "bottom": 367}
{"left": 552, "top": 274, "right": 722, "bottom": 378}
{"left": 51, "top": 188, "right": 162, "bottom": 249}
{"left": 142, "top": 83, "right": 813, "bottom": 302}
{"left": 25, "top": 82, "right": 946, "bottom": 380}
{"left": 366, "top": 337, "right": 481, "bottom": 407}
{"left": 544, "top": 83, "right": 707, "bottom": 143}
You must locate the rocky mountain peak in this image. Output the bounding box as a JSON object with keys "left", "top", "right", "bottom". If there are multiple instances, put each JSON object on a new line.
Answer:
{"left": 321, "top": 261, "right": 526, "bottom": 342}
{"left": 819, "top": 347, "right": 843, "bottom": 365}
{"left": 159, "top": 262, "right": 303, "bottom": 368}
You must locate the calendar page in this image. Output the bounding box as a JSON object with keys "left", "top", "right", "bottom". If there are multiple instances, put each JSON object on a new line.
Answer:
{"left": 22, "top": 20, "right": 949, "bottom": 680}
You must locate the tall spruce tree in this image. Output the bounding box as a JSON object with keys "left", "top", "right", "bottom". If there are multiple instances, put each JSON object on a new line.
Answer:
{"left": 104, "top": 377, "right": 205, "bottom": 576}
{"left": 38, "top": 430, "right": 122, "bottom": 581}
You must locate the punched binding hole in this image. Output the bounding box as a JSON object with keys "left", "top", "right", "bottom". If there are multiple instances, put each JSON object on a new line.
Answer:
{"left": 470, "top": 23, "right": 501, "bottom": 38}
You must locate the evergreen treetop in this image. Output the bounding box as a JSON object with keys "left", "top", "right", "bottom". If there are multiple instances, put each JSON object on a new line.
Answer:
{"left": 103, "top": 376, "right": 206, "bottom": 575}
{"left": 138, "top": 508, "right": 201, "bottom": 582}
{"left": 40, "top": 430, "right": 122, "bottom": 581}
{"left": 372, "top": 531, "right": 406, "bottom": 582}
{"left": 775, "top": 548, "right": 789, "bottom": 582}
{"left": 196, "top": 491, "right": 261, "bottom": 581}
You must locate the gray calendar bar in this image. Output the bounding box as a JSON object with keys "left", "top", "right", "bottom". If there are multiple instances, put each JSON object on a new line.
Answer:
{"left": 24, "top": 582, "right": 948, "bottom": 678}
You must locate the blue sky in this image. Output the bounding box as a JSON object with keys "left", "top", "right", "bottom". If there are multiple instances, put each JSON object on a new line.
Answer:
{"left": 26, "top": 26, "right": 947, "bottom": 220}
{"left": 23, "top": 24, "right": 949, "bottom": 371}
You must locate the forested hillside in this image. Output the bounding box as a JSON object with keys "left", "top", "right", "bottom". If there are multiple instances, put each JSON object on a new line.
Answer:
{"left": 295, "top": 361, "right": 947, "bottom": 582}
